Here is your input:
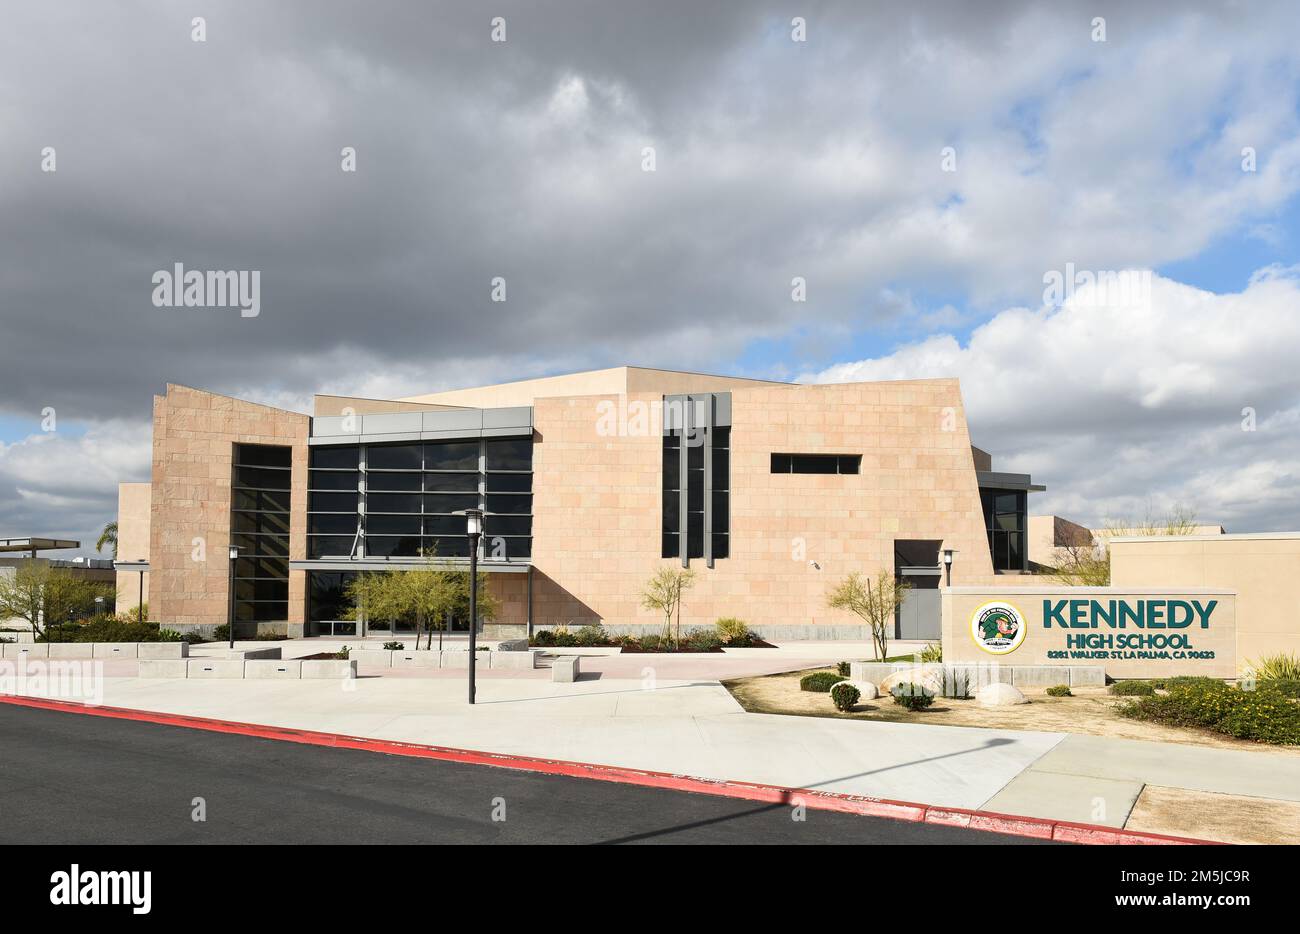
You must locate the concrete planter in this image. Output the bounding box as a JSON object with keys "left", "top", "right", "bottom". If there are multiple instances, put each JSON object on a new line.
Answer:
{"left": 490, "top": 649, "right": 538, "bottom": 670}
{"left": 138, "top": 659, "right": 188, "bottom": 678}
{"left": 2, "top": 643, "right": 49, "bottom": 659}
{"left": 301, "top": 659, "right": 357, "bottom": 679}
{"left": 48, "top": 643, "right": 90, "bottom": 659}
{"left": 392, "top": 651, "right": 440, "bottom": 669}
{"left": 350, "top": 649, "right": 394, "bottom": 668}
{"left": 187, "top": 659, "right": 245, "bottom": 678}
{"left": 245, "top": 659, "right": 304, "bottom": 679}
{"left": 440, "top": 650, "right": 490, "bottom": 669}
{"left": 92, "top": 643, "right": 140, "bottom": 658}
{"left": 138, "top": 643, "right": 189, "bottom": 659}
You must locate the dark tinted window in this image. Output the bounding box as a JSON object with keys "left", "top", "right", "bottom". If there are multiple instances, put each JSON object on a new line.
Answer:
{"left": 771, "top": 453, "right": 861, "bottom": 474}
{"left": 310, "top": 446, "right": 358, "bottom": 469}
{"left": 425, "top": 441, "right": 479, "bottom": 471}
{"left": 485, "top": 438, "right": 532, "bottom": 471}
{"left": 367, "top": 443, "right": 422, "bottom": 470}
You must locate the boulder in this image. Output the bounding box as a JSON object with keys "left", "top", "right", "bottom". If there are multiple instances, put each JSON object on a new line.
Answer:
{"left": 496, "top": 639, "right": 529, "bottom": 652}
{"left": 853, "top": 680, "right": 879, "bottom": 700}
{"left": 977, "top": 682, "right": 1028, "bottom": 706}
{"left": 879, "top": 665, "right": 946, "bottom": 695}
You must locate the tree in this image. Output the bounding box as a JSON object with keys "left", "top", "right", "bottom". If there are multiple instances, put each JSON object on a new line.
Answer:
{"left": 0, "top": 561, "right": 113, "bottom": 639}
{"left": 640, "top": 566, "right": 696, "bottom": 647}
{"left": 1051, "top": 503, "right": 1200, "bottom": 587}
{"left": 96, "top": 521, "right": 118, "bottom": 558}
{"left": 404, "top": 552, "right": 462, "bottom": 650}
{"left": 344, "top": 570, "right": 408, "bottom": 640}
{"left": 827, "top": 570, "right": 911, "bottom": 662}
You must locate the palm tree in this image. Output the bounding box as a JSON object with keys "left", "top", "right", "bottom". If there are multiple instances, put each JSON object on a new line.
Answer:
{"left": 95, "top": 521, "right": 118, "bottom": 558}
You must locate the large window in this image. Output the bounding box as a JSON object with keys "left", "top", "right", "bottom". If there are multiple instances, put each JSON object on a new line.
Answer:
{"left": 231, "top": 444, "right": 291, "bottom": 627}
{"left": 662, "top": 420, "right": 728, "bottom": 563}
{"left": 308, "top": 438, "right": 532, "bottom": 562}
{"left": 981, "top": 488, "right": 1026, "bottom": 572}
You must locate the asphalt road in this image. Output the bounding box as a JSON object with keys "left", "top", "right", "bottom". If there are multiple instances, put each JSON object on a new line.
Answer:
{"left": 0, "top": 703, "right": 1050, "bottom": 844}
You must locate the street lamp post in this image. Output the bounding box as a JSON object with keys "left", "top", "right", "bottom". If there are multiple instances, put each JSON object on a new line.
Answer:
{"left": 464, "top": 508, "right": 482, "bottom": 705}
{"left": 942, "top": 548, "right": 957, "bottom": 587}
{"left": 94, "top": 595, "right": 104, "bottom": 620}
{"left": 228, "top": 545, "right": 239, "bottom": 649}
{"left": 138, "top": 567, "right": 146, "bottom": 625}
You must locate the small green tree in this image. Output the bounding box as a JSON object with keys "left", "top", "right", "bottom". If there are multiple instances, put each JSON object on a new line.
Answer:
{"left": 827, "top": 570, "right": 911, "bottom": 662}
{"left": 640, "top": 566, "right": 696, "bottom": 647}
{"left": 345, "top": 570, "right": 408, "bottom": 639}
{"left": 0, "top": 561, "right": 112, "bottom": 639}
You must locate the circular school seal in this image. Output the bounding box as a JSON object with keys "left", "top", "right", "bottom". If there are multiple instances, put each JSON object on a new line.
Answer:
{"left": 970, "top": 601, "right": 1026, "bottom": 655}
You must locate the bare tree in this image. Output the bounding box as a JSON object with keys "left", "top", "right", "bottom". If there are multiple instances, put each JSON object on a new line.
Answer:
{"left": 827, "top": 570, "right": 911, "bottom": 662}
{"left": 640, "top": 566, "right": 696, "bottom": 647}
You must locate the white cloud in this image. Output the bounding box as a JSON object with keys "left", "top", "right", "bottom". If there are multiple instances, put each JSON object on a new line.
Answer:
{"left": 806, "top": 268, "right": 1300, "bottom": 532}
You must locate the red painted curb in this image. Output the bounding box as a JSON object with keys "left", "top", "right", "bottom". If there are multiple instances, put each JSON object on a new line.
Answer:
{"left": 0, "top": 693, "right": 1224, "bottom": 846}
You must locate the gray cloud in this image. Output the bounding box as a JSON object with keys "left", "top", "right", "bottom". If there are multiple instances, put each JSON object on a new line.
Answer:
{"left": 2, "top": 0, "right": 1299, "bottom": 551}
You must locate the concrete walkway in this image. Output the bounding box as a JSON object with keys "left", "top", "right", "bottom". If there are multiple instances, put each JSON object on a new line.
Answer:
{"left": 5, "top": 659, "right": 1299, "bottom": 840}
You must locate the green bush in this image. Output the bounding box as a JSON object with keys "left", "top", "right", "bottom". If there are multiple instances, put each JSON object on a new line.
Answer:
{"left": 1262, "top": 678, "right": 1300, "bottom": 699}
{"left": 685, "top": 629, "right": 723, "bottom": 652}
{"left": 574, "top": 624, "right": 607, "bottom": 647}
{"left": 715, "top": 617, "right": 751, "bottom": 645}
{"left": 531, "top": 629, "right": 556, "bottom": 646}
{"left": 920, "top": 642, "right": 943, "bottom": 663}
{"left": 800, "top": 671, "right": 843, "bottom": 693}
{"left": 639, "top": 633, "right": 664, "bottom": 652}
{"left": 1109, "top": 680, "right": 1155, "bottom": 696}
{"left": 1046, "top": 684, "right": 1072, "bottom": 697}
{"left": 891, "top": 683, "right": 935, "bottom": 710}
{"left": 830, "top": 682, "right": 860, "bottom": 712}
{"left": 383, "top": 641, "right": 405, "bottom": 650}
{"left": 42, "top": 619, "right": 176, "bottom": 643}
{"left": 836, "top": 661, "right": 851, "bottom": 677}
{"left": 1119, "top": 679, "right": 1300, "bottom": 745}
{"left": 1248, "top": 652, "right": 1300, "bottom": 682}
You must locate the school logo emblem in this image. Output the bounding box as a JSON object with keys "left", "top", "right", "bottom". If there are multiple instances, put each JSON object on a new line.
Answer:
{"left": 970, "top": 601, "right": 1026, "bottom": 655}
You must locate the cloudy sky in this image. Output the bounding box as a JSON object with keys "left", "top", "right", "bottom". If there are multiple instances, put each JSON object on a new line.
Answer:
{"left": 2, "top": 0, "right": 1299, "bottom": 555}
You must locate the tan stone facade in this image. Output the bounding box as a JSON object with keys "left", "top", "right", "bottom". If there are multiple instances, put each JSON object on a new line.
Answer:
{"left": 146, "top": 385, "right": 309, "bottom": 634}
{"left": 1111, "top": 533, "right": 1300, "bottom": 664}
{"left": 526, "top": 378, "right": 998, "bottom": 633}
{"left": 114, "top": 482, "right": 152, "bottom": 615}
{"left": 119, "top": 369, "right": 1023, "bottom": 638}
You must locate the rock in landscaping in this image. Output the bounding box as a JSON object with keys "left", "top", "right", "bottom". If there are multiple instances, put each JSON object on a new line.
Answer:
{"left": 496, "top": 639, "right": 529, "bottom": 652}
{"left": 853, "top": 680, "right": 879, "bottom": 700}
{"left": 879, "top": 665, "right": 945, "bottom": 695}
{"left": 977, "top": 682, "right": 1028, "bottom": 706}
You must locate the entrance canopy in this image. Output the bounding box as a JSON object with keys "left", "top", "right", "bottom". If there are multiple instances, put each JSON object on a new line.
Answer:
{"left": 0, "top": 537, "right": 80, "bottom": 557}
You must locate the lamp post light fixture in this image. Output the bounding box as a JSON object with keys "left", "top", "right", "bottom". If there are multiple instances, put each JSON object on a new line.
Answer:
{"left": 94, "top": 595, "right": 104, "bottom": 620}
{"left": 463, "top": 508, "right": 483, "bottom": 705}
{"left": 137, "top": 565, "right": 146, "bottom": 625}
{"left": 228, "top": 545, "right": 239, "bottom": 649}
{"left": 942, "top": 548, "right": 957, "bottom": 587}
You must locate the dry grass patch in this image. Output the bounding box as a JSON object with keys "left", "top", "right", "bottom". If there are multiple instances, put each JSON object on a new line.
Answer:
{"left": 722, "top": 666, "right": 1300, "bottom": 756}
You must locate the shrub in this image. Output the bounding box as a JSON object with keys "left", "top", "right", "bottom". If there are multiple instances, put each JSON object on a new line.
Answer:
{"left": 639, "top": 633, "right": 664, "bottom": 652}
{"left": 891, "top": 683, "right": 935, "bottom": 711}
{"left": 1046, "top": 684, "right": 1072, "bottom": 697}
{"left": 156, "top": 628, "right": 184, "bottom": 642}
{"left": 685, "top": 629, "right": 723, "bottom": 652}
{"left": 1261, "top": 678, "right": 1300, "bottom": 699}
{"left": 800, "top": 671, "right": 843, "bottom": 693}
{"left": 715, "top": 617, "right": 751, "bottom": 645}
{"left": 1248, "top": 652, "right": 1300, "bottom": 682}
{"left": 552, "top": 631, "right": 576, "bottom": 647}
{"left": 920, "top": 641, "right": 943, "bottom": 663}
{"left": 836, "top": 661, "right": 851, "bottom": 677}
{"left": 383, "top": 641, "right": 405, "bottom": 650}
{"left": 43, "top": 619, "right": 173, "bottom": 643}
{"left": 531, "top": 629, "right": 556, "bottom": 647}
{"left": 1119, "top": 679, "right": 1300, "bottom": 745}
{"left": 830, "top": 682, "right": 860, "bottom": 712}
{"left": 1109, "top": 680, "right": 1155, "bottom": 696}
{"left": 574, "top": 624, "right": 607, "bottom": 647}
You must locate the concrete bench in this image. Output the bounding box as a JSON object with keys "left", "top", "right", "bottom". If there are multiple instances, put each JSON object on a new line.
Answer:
{"left": 490, "top": 649, "right": 538, "bottom": 670}
{"left": 245, "top": 659, "right": 303, "bottom": 679}
{"left": 552, "top": 655, "right": 580, "bottom": 683}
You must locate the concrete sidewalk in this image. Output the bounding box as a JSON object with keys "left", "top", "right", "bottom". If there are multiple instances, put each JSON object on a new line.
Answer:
{"left": 5, "top": 671, "right": 1299, "bottom": 840}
